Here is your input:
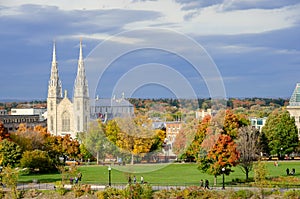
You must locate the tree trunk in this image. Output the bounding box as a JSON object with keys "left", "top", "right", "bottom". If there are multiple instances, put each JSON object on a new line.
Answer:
{"left": 97, "top": 151, "right": 99, "bottom": 165}
{"left": 131, "top": 154, "right": 134, "bottom": 165}
{"left": 214, "top": 175, "right": 217, "bottom": 186}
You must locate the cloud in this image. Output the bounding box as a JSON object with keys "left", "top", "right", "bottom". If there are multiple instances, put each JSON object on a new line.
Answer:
{"left": 0, "top": 0, "right": 299, "bottom": 99}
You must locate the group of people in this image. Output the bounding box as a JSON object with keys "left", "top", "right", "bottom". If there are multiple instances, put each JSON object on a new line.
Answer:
{"left": 70, "top": 172, "right": 82, "bottom": 184}
{"left": 286, "top": 168, "right": 296, "bottom": 176}
{"left": 200, "top": 179, "right": 210, "bottom": 189}
{"left": 128, "top": 175, "right": 144, "bottom": 184}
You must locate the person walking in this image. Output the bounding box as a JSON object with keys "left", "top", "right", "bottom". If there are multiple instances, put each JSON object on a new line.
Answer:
{"left": 133, "top": 176, "right": 137, "bottom": 184}
{"left": 140, "top": 176, "right": 144, "bottom": 184}
{"left": 77, "top": 172, "right": 82, "bottom": 181}
{"left": 200, "top": 179, "right": 204, "bottom": 188}
{"left": 204, "top": 179, "right": 209, "bottom": 189}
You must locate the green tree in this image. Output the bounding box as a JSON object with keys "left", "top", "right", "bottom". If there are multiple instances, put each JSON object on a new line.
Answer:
{"left": 262, "top": 109, "right": 298, "bottom": 158}
{"left": 79, "top": 143, "right": 94, "bottom": 161}
{"left": 254, "top": 160, "right": 269, "bottom": 198}
{"left": 0, "top": 139, "right": 22, "bottom": 167}
{"left": 20, "top": 150, "right": 55, "bottom": 173}
{"left": 0, "top": 165, "right": 19, "bottom": 199}
{"left": 80, "top": 121, "right": 115, "bottom": 164}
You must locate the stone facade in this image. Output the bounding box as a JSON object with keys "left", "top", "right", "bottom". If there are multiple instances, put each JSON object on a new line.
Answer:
{"left": 46, "top": 41, "right": 133, "bottom": 138}
{"left": 47, "top": 41, "right": 89, "bottom": 138}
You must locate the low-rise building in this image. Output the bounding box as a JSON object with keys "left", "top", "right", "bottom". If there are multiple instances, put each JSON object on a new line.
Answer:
{"left": 250, "top": 117, "right": 267, "bottom": 132}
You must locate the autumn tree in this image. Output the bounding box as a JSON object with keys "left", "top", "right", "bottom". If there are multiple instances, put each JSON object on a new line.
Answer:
{"left": 10, "top": 124, "right": 47, "bottom": 152}
{"left": 173, "top": 118, "right": 198, "bottom": 158}
{"left": 114, "top": 117, "right": 154, "bottom": 164}
{"left": 44, "top": 134, "right": 80, "bottom": 165}
{"left": 103, "top": 116, "right": 164, "bottom": 164}
{"left": 223, "top": 109, "right": 248, "bottom": 139}
{"left": 183, "top": 116, "right": 211, "bottom": 161}
{"left": 198, "top": 110, "right": 240, "bottom": 185}
{"left": 237, "top": 126, "right": 260, "bottom": 181}
{"left": 206, "top": 134, "right": 239, "bottom": 176}
{"left": 0, "top": 122, "right": 9, "bottom": 141}
{"left": 262, "top": 109, "right": 298, "bottom": 159}
{"left": 150, "top": 129, "right": 166, "bottom": 152}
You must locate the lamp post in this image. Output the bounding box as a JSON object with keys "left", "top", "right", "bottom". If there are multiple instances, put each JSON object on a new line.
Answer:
{"left": 222, "top": 167, "right": 225, "bottom": 190}
{"left": 108, "top": 166, "right": 111, "bottom": 186}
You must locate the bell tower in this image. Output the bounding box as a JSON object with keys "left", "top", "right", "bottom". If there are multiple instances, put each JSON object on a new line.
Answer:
{"left": 73, "top": 40, "right": 90, "bottom": 133}
{"left": 47, "top": 41, "right": 62, "bottom": 135}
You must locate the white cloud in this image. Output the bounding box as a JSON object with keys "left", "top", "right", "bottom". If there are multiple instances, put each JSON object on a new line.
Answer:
{"left": 58, "top": 33, "right": 144, "bottom": 45}
{"left": 179, "top": 3, "right": 300, "bottom": 35}
{"left": 1, "top": 0, "right": 300, "bottom": 36}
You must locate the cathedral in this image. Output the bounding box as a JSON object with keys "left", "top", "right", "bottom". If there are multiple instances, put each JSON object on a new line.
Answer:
{"left": 47, "top": 40, "right": 90, "bottom": 138}
{"left": 47, "top": 40, "right": 134, "bottom": 138}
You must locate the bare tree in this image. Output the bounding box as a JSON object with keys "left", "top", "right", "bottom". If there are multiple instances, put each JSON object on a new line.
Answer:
{"left": 237, "top": 126, "right": 260, "bottom": 181}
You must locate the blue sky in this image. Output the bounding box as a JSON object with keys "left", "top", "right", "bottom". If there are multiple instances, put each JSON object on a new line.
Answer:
{"left": 0, "top": 0, "right": 300, "bottom": 100}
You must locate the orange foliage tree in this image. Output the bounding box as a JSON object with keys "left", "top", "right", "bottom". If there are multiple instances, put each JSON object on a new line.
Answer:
{"left": 0, "top": 122, "right": 10, "bottom": 141}
{"left": 197, "top": 110, "right": 241, "bottom": 184}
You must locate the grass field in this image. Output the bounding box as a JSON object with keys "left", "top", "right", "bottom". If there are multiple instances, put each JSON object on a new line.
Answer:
{"left": 18, "top": 161, "right": 300, "bottom": 187}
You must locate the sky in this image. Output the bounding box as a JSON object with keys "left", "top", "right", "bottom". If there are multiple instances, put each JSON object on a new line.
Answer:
{"left": 0, "top": 0, "right": 300, "bottom": 100}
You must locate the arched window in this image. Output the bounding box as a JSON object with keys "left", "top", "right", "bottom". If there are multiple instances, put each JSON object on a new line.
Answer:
{"left": 50, "top": 116, "right": 54, "bottom": 131}
{"left": 50, "top": 101, "right": 53, "bottom": 111}
{"left": 62, "top": 111, "right": 70, "bottom": 132}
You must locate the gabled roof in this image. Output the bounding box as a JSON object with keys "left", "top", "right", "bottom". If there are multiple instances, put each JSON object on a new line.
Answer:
{"left": 90, "top": 98, "right": 134, "bottom": 107}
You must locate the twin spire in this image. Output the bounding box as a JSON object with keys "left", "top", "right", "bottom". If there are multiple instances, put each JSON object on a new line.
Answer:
{"left": 49, "top": 39, "right": 88, "bottom": 98}
{"left": 52, "top": 41, "right": 57, "bottom": 64}
{"left": 51, "top": 39, "right": 83, "bottom": 64}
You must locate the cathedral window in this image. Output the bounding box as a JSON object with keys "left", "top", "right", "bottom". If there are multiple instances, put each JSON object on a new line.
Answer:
{"left": 50, "top": 101, "right": 53, "bottom": 111}
{"left": 77, "top": 101, "right": 80, "bottom": 111}
{"left": 62, "top": 111, "right": 70, "bottom": 131}
{"left": 50, "top": 116, "right": 53, "bottom": 131}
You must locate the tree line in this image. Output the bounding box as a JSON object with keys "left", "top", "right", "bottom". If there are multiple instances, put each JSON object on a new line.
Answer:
{"left": 173, "top": 108, "right": 299, "bottom": 182}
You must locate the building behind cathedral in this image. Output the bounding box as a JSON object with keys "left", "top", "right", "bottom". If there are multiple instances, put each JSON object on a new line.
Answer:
{"left": 287, "top": 83, "right": 300, "bottom": 139}
{"left": 47, "top": 41, "right": 134, "bottom": 138}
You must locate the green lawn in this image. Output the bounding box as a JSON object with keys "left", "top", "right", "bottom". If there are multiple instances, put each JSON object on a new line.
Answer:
{"left": 18, "top": 161, "right": 300, "bottom": 187}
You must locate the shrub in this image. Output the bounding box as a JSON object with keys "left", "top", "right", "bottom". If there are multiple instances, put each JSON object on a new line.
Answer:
{"left": 230, "top": 190, "right": 254, "bottom": 199}
{"left": 283, "top": 190, "right": 300, "bottom": 199}
{"left": 20, "top": 150, "right": 56, "bottom": 173}
{"left": 96, "top": 187, "right": 123, "bottom": 199}
{"left": 54, "top": 181, "right": 68, "bottom": 196}
{"left": 72, "top": 184, "right": 91, "bottom": 198}
{"left": 123, "top": 183, "right": 153, "bottom": 199}
{"left": 22, "top": 189, "right": 41, "bottom": 198}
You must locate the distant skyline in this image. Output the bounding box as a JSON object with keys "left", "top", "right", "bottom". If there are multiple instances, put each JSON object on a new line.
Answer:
{"left": 0, "top": 0, "right": 300, "bottom": 100}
